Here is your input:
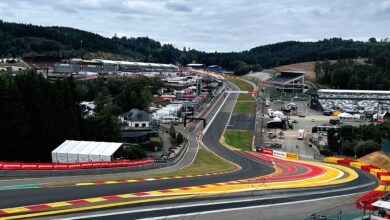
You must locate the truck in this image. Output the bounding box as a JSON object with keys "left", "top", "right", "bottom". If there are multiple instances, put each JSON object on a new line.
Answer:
{"left": 265, "top": 99, "right": 270, "bottom": 107}
{"left": 297, "top": 129, "right": 305, "bottom": 140}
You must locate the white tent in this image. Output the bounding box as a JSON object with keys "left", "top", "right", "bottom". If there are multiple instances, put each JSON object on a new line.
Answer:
{"left": 56, "top": 141, "right": 80, "bottom": 163}
{"left": 338, "top": 112, "right": 354, "bottom": 119}
{"left": 51, "top": 140, "right": 71, "bottom": 163}
{"left": 100, "top": 143, "right": 123, "bottom": 162}
{"left": 67, "top": 141, "right": 91, "bottom": 163}
{"left": 52, "top": 140, "right": 124, "bottom": 163}
{"left": 89, "top": 142, "right": 110, "bottom": 162}
{"left": 77, "top": 142, "right": 99, "bottom": 163}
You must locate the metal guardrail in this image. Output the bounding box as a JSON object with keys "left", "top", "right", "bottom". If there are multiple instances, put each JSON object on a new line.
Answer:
{"left": 303, "top": 202, "right": 363, "bottom": 220}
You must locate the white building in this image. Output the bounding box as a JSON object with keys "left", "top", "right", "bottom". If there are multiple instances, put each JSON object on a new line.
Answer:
{"left": 119, "top": 108, "right": 150, "bottom": 128}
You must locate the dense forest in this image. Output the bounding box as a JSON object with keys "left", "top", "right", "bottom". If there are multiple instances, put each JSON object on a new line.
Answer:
{"left": 0, "top": 20, "right": 380, "bottom": 75}
{"left": 0, "top": 72, "right": 162, "bottom": 161}
{"left": 326, "top": 124, "right": 390, "bottom": 157}
{"left": 315, "top": 42, "right": 390, "bottom": 90}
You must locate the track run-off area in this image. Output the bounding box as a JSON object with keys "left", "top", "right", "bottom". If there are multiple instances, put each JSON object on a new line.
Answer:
{"left": 0, "top": 80, "right": 379, "bottom": 220}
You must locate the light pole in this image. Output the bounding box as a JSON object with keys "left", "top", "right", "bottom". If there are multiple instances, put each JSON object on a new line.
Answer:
{"left": 334, "top": 133, "right": 343, "bottom": 156}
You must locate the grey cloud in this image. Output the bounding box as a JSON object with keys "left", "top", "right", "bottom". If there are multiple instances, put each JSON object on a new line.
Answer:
{"left": 165, "top": 1, "right": 192, "bottom": 12}
{"left": 1, "top": 0, "right": 390, "bottom": 52}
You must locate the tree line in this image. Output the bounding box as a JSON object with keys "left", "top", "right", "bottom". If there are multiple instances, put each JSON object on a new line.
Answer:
{"left": 1, "top": 20, "right": 384, "bottom": 75}
{"left": 314, "top": 41, "right": 390, "bottom": 90}
{"left": 0, "top": 71, "right": 162, "bottom": 162}
{"left": 326, "top": 123, "right": 390, "bottom": 157}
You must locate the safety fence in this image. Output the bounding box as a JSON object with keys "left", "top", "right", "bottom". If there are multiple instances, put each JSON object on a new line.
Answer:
{"left": 303, "top": 202, "right": 363, "bottom": 220}
{"left": 381, "top": 138, "right": 390, "bottom": 155}
{"left": 0, "top": 158, "right": 155, "bottom": 170}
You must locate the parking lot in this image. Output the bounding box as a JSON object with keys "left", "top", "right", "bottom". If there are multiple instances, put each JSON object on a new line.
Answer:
{"left": 263, "top": 100, "right": 331, "bottom": 158}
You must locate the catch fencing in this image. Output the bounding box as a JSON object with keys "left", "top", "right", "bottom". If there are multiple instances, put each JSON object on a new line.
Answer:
{"left": 381, "top": 138, "right": 390, "bottom": 155}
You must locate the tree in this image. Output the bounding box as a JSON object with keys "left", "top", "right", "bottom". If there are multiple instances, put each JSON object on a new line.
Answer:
{"left": 176, "top": 133, "right": 184, "bottom": 145}
{"left": 169, "top": 125, "right": 176, "bottom": 140}
{"left": 140, "top": 88, "right": 152, "bottom": 109}
{"left": 355, "top": 140, "right": 379, "bottom": 158}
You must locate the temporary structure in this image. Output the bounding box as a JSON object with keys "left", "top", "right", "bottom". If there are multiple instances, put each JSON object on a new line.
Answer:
{"left": 52, "top": 140, "right": 124, "bottom": 163}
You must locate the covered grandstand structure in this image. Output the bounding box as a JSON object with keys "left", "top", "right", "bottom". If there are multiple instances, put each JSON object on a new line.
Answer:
{"left": 262, "top": 71, "right": 305, "bottom": 93}
{"left": 51, "top": 140, "right": 124, "bottom": 163}
{"left": 53, "top": 59, "right": 178, "bottom": 74}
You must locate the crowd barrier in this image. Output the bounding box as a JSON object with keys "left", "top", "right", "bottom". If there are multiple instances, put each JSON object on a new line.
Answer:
{"left": 0, "top": 158, "right": 155, "bottom": 170}
{"left": 260, "top": 148, "right": 299, "bottom": 160}
{"left": 324, "top": 157, "right": 390, "bottom": 210}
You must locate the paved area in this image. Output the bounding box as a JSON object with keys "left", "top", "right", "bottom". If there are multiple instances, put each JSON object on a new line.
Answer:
{"left": 227, "top": 114, "right": 255, "bottom": 130}
{"left": 263, "top": 101, "right": 327, "bottom": 158}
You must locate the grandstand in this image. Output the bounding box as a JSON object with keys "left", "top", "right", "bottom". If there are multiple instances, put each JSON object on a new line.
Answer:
{"left": 186, "top": 64, "right": 225, "bottom": 74}
{"left": 53, "top": 59, "right": 178, "bottom": 74}
{"left": 262, "top": 71, "right": 305, "bottom": 93}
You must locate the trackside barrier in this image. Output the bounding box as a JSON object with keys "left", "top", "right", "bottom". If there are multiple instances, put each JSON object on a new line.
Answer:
{"left": 286, "top": 152, "right": 299, "bottom": 160}
{"left": 324, "top": 157, "right": 390, "bottom": 210}
{"left": 272, "top": 150, "right": 286, "bottom": 158}
{"left": 262, "top": 148, "right": 273, "bottom": 155}
{"left": 261, "top": 148, "right": 299, "bottom": 160}
{"left": 0, "top": 158, "right": 155, "bottom": 171}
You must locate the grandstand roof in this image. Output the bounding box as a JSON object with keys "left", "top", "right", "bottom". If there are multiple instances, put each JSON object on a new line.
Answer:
{"left": 265, "top": 71, "right": 304, "bottom": 84}
{"left": 187, "top": 63, "right": 205, "bottom": 67}
{"left": 318, "top": 89, "right": 390, "bottom": 94}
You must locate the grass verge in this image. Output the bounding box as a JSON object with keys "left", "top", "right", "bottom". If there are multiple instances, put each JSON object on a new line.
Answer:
{"left": 228, "top": 78, "right": 254, "bottom": 91}
{"left": 224, "top": 130, "right": 253, "bottom": 151}
{"left": 233, "top": 101, "right": 257, "bottom": 114}
{"left": 43, "top": 149, "right": 238, "bottom": 187}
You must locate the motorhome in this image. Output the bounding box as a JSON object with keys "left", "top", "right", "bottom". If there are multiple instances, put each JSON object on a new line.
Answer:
{"left": 160, "top": 116, "right": 181, "bottom": 124}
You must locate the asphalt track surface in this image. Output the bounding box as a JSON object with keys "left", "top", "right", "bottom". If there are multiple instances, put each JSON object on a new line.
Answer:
{"left": 0, "top": 81, "right": 379, "bottom": 219}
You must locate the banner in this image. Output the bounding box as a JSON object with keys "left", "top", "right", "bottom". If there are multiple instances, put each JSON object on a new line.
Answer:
{"left": 286, "top": 152, "right": 299, "bottom": 160}
{"left": 262, "top": 148, "right": 273, "bottom": 155}
{"left": 272, "top": 150, "right": 286, "bottom": 158}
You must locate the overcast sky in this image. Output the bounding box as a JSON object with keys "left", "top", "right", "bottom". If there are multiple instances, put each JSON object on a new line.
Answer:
{"left": 0, "top": 0, "right": 389, "bottom": 52}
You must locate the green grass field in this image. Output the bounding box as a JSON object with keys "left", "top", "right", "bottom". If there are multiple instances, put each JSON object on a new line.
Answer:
{"left": 237, "top": 93, "right": 255, "bottom": 102}
{"left": 228, "top": 78, "right": 254, "bottom": 91}
{"left": 233, "top": 101, "right": 257, "bottom": 114}
{"left": 158, "top": 149, "right": 237, "bottom": 176}
{"left": 228, "top": 77, "right": 256, "bottom": 102}
{"left": 224, "top": 130, "right": 253, "bottom": 151}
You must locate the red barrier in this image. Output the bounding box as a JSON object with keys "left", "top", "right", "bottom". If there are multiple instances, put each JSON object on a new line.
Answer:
{"left": 356, "top": 190, "right": 384, "bottom": 210}
{"left": 37, "top": 164, "right": 54, "bottom": 170}
{"left": 361, "top": 165, "right": 380, "bottom": 172}
{"left": 0, "top": 158, "right": 155, "bottom": 170}
{"left": 2, "top": 162, "right": 22, "bottom": 170}
{"left": 81, "top": 163, "right": 93, "bottom": 169}
{"left": 20, "top": 163, "right": 38, "bottom": 170}
{"left": 377, "top": 172, "right": 390, "bottom": 179}
{"left": 262, "top": 148, "right": 274, "bottom": 155}
{"left": 337, "top": 159, "right": 356, "bottom": 166}
{"left": 53, "top": 164, "right": 69, "bottom": 170}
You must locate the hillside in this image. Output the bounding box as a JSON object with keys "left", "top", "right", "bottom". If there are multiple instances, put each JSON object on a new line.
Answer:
{"left": 0, "top": 20, "right": 385, "bottom": 75}
{"left": 358, "top": 151, "right": 390, "bottom": 171}
{"left": 271, "top": 59, "right": 367, "bottom": 88}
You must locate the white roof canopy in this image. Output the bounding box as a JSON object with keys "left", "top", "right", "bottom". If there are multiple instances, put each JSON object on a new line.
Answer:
{"left": 52, "top": 140, "right": 123, "bottom": 163}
